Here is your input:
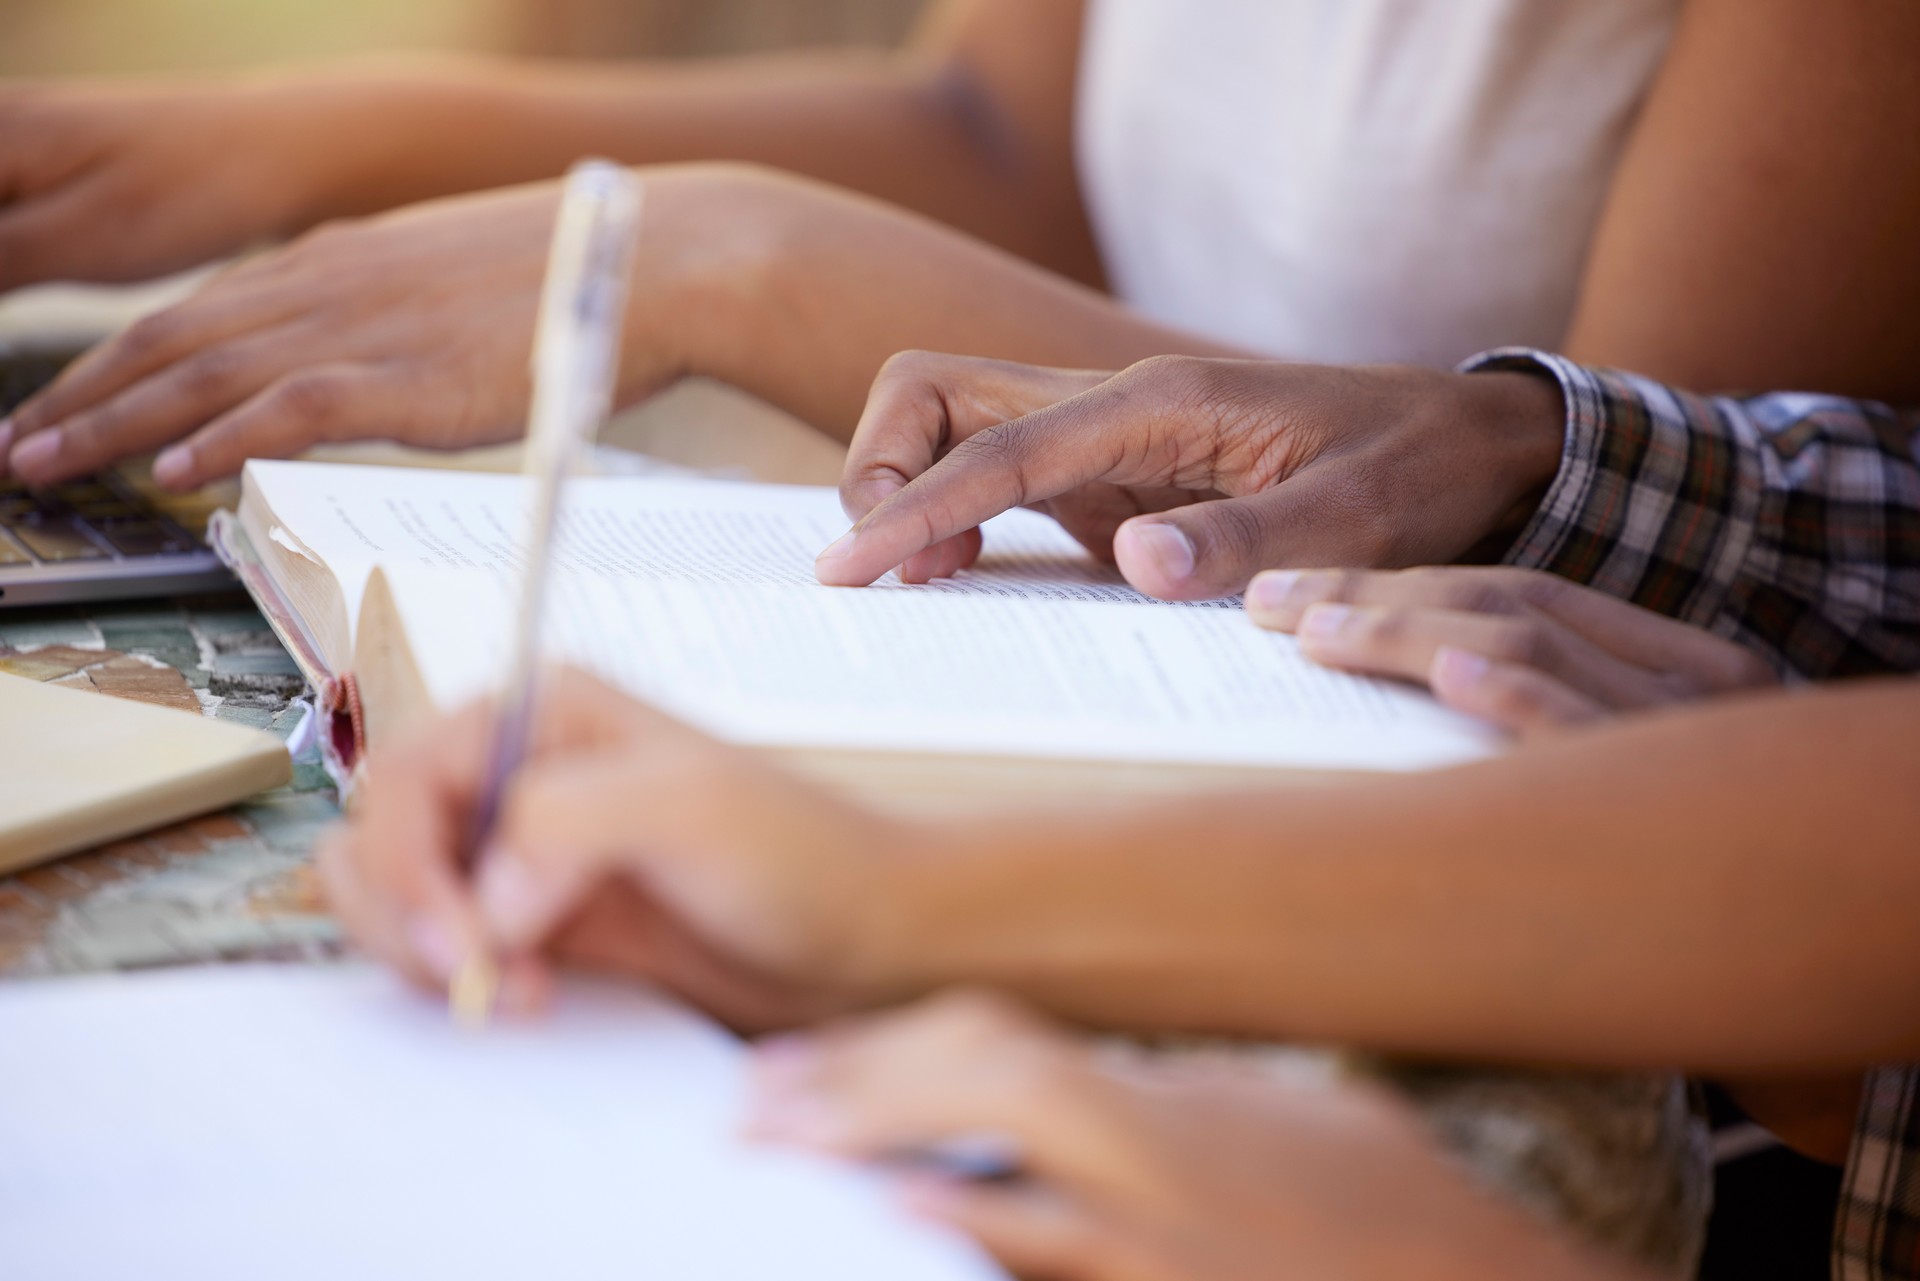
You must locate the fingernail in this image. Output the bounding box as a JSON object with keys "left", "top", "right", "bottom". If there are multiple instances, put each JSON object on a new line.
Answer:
{"left": 1300, "top": 603, "right": 1353, "bottom": 640}
{"left": 405, "top": 913, "right": 463, "bottom": 983}
{"left": 1432, "top": 646, "right": 1491, "bottom": 692}
{"left": 9, "top": 429, "right": 59, "bottom": 478}
{"left": 1127, "top": 523, "right": 1195, "bottom": 584}
{"left": 815, "top": 528, "right": 857, "bottom": 563}
{"left": 475, "top": 848, "right": 546, "bottom": 946}
{"left": 1247, "top": 570, "right": 1300, "bottom": 613}
{"left": 153, "top": 445, "right": 194, "bottom": 489}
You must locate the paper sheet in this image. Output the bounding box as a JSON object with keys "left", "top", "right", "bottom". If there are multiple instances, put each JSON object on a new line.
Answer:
{"left": 0, "top": 964, "right": 1003, "bottom": 1281}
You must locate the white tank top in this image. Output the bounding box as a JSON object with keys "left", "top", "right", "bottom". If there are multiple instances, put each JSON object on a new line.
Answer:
{"left": 1076, "top": 0, "right": 1681, "bottom": 366}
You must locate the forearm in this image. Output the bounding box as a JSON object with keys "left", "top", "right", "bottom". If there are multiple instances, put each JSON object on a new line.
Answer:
{"left": 886, "top": 680, "right": 1920, "bottom": 1073}
{"left": 280, "top": 39, "right": 1098, "bottom": 280}
{"left": 665, "top": 169, "right": 1248, "bottom": 437}
{"left": 1560, "top": 0, "right": 1920, "bottom": 402}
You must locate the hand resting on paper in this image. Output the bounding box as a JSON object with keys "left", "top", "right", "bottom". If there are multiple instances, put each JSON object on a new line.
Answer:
{"left": 1250, "top": 566, "right": 1779, "bottom": 738}
{"left": 745, "top": 989, "right": 1651, "bottom": 1281}
{"left": 816, "top": 352, "right": 1567, "bottom": 601}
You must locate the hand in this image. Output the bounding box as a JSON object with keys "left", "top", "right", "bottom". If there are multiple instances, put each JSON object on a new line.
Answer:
{"left": 0, "top": 163, "right": 762, "bottom": 489}
{"left": 817, "top": 352, "right": 1567, "bottom": 600}
{"left": 827, "top": 355, "right": 1173, "bottom": 585}
{"left": 0, "top": 71, "right": 432, "bottom": 293}
{"left": 747, "top": 990, "right": 1643, "bottom": 1281}
{"left": 1247, "top": 565, "right": 1779, "bottom": 737}
{"left": 318, "top": 669, "right": 913, "bottom": 1032}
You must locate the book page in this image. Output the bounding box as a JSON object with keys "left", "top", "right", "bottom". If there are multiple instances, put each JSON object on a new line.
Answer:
{"left": 0, "top": 964, "right": 1003, "bottom": 1281}
{"left": 379, "top": 565, "right": 1498, "bottom": 772}
{"left": 244, "top": 462, "right": 1231, "bottom": 649}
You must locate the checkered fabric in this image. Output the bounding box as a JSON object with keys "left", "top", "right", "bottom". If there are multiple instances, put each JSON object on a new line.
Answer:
{"left": 1467, "top": 349, "right": 1920, "bottom": 680}
{"left": 1470, "top": 349, "right": 1920, "bottom": 1280}
{"left": 1838, "top": 1068, "right": 1920, "bottom": 1281}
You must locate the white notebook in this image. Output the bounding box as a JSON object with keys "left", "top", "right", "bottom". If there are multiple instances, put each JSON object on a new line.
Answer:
{"left": 0, "top": 964, "right": 1002, "bottom": 1281}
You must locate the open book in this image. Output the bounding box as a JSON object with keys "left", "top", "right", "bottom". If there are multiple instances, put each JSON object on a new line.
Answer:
{"left": 212, "top": 461, "right": 1498, "bottom": 795}
{"left": 0, "top": 964, "right": 1002, "bottom": 1281}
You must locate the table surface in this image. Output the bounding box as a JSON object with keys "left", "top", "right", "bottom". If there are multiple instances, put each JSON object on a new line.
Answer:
{"left": 0, "top": 590, "right": 342, "bottom": 976}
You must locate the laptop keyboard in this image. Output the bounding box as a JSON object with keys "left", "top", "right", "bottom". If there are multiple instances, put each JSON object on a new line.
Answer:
{"left": 0, "top": 348, "right": 76, "bottom": 414}
{"left": 0, "top": 476, "right": 201, "bottom": 565}
{"left": 0, "top": 347, "right": 204, "bottom": 568}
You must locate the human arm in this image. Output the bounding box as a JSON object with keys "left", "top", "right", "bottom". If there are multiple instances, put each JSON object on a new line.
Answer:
{"left": 818, "top": 350, "right": 1920, "bottom": 664}
{"left": 874, "top": 678, "right": 1920, "bottom": 1072}
{"left": 1559, "top": 0, "right": 1920, "bottom": 404}
{"left": 323, "top": 670, "right": 1920, "bottom": 1074}
{"left": 743, "top": 991, "right": 1654, "bottom": 1281}
{"left": 0, "top": 164, "right": 1240, "bottom": 488}
{"left": 0, "top": 0, "right": 1099, "bottom": 291}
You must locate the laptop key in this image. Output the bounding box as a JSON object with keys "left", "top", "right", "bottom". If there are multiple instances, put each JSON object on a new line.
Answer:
{"left": 0, "top": 530, "right": 31, "bottom": 565}
{"left": 51, "top": 482, "right": 113, "bottom": 506}
{"left": 92, "top": 518, "right": 196, "bottom": 558}
{"left": 12, "top": 514, "right": 108, "bottom": 561}
{"left": 69, "top": 498, "right": 143, "bottom": 521}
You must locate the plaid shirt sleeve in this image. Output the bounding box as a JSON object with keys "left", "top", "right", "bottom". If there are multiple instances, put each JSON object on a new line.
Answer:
{"left": 1463, "top": 349, "right": 1920, "bottom": 680}
{"left": 1838, "top": 1067, "right": 1920, "bottom": 1281}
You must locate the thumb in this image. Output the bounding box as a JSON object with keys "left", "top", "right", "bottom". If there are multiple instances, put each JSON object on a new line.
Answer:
{"left": 1113, "top": 467, "right": 1394, "bottom": 600}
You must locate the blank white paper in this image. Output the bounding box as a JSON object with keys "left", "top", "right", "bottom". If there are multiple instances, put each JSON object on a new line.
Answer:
{"left": 0, "top": 964, "right": 1004, "bottom": 1281}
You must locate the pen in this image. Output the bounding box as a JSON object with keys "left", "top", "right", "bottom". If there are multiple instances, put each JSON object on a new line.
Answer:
{"left": 450, "top": 159, "right": 643, "bottom": 1029}
{"left": 876, "top": 1133, "right": 1025, "bottom": 1185}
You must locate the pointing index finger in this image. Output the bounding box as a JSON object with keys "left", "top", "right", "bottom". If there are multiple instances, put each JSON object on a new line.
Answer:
{"left": 816, "top": 380, "right": 1151, "bottom": 588}
{"left": 839, "top": 354, "right": 1112, "bottom": 522}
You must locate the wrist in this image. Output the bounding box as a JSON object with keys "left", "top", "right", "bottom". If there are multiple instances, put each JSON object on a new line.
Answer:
{"left": 1453, "top": 369, "right": 1567, "bottom": 559}
{"left": 852, "top": 813, "right": 975, "bottom": 1002}
{"left": 614, "top": 164, "right": 797, "bottom": 404}
{"left": 853, "top": 799, "right": 1221, "bottom": 1018}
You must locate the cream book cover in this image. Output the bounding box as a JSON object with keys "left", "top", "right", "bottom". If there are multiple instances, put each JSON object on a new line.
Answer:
{"left": 0, "top": 672, "right": 291, "bottom": 875}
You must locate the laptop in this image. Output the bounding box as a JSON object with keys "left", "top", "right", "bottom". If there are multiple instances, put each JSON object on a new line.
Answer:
{"left": 0, "top": 341, "right": 232, "bottom": 608}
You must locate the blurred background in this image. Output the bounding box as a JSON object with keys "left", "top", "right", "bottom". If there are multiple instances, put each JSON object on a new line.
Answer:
{"left": 0, "top": 0, "right": 932, "bottom": 76}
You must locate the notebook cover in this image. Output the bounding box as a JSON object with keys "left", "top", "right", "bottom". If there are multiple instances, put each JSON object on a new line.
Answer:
{"left": 0, "top": 672, "right": 291, "bottom": 875}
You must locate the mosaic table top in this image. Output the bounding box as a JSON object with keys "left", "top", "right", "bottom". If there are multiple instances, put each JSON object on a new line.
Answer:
{"left": 0, "top": 592, "right": 341, "bottom": 975}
